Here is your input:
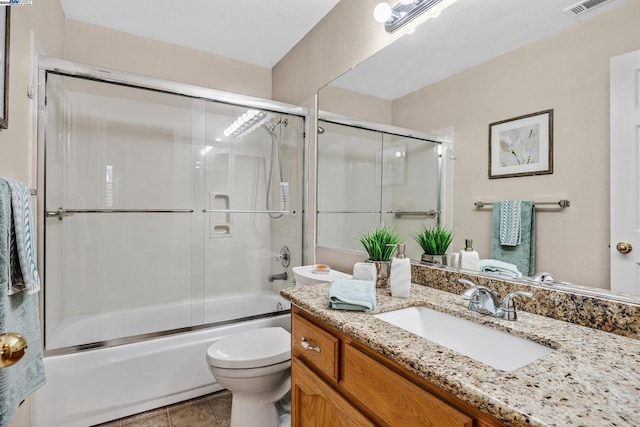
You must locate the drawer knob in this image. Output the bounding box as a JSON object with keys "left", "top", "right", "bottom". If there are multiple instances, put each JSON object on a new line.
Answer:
{"left": 301, "top": 336, "right": 321, "bottom": 352}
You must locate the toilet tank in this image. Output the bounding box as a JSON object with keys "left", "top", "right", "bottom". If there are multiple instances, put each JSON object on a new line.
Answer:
{"left": 292, "top": 265, "right": 352, "bottom": 286}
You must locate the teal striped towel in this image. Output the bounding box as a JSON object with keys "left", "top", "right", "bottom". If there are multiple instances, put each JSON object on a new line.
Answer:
{"left": 0, "top": 179, "right": 46, "bottom": 426}
{"left": 491, "top": 201, "right": 536, "bottom": 276}
{"left": 2, "top": 178, "right": 40, "bottom": 295}
{"left": 329, "top": 279, "right": 376, "bottom": 311}
{"left": 499, "top": 200, "right": 522, "bottom": 246}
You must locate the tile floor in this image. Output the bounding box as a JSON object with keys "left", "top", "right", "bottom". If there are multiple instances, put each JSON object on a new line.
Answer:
{"left": 95, "top": 390, "right": 231, "bottom": 427}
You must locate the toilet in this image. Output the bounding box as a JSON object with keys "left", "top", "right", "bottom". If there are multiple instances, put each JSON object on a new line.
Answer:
{"left": 206, "top": 327, "right": 291, "bottom": 427}
{"left": 292, "top": 264, "right": 352, "bottom": 286}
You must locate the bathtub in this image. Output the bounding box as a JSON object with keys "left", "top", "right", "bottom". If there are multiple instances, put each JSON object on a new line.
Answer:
{"left": 32, "top": 292, "right": 291, "bottom": 427}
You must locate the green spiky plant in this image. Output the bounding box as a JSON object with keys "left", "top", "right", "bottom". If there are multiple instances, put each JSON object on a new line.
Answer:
{"left": 358, "top": 225, "right": 403, "bottom": 261}
{"left": 412, "top": 225, "right": 454, "bottom": 255}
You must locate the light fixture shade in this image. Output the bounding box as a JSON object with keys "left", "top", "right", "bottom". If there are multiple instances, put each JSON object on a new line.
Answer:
{"left": 373, "top": 2, "right": 392, "bottom": 23}
{"left": 379, "top": 0, "right": 458, "bottom": 33}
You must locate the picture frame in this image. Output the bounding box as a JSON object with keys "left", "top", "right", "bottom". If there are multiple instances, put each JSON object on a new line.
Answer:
{"left": 0, "top": 7, "right": 9, "bottom": 130}
{"left": 488, "top": 109, "right": 553, "bottom": 179}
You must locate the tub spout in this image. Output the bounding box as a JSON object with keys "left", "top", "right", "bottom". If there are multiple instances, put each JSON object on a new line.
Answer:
{"left": 268, "top": 272, "right": 288, "bottom": 282}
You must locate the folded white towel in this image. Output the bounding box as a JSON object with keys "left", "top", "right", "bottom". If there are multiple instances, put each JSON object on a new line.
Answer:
{"left": 352, "top": 262, "right": 377, "bottom": 281}
{"left": 479, "top": 259, "right": 523, "bottom": 279}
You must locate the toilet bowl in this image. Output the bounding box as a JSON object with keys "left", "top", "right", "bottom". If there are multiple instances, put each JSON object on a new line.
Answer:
{"left": 206, "top": 327, "right": 291, "bottom": 427}
{"left": 292, "top": 265, "right": 352, "bottom": 286}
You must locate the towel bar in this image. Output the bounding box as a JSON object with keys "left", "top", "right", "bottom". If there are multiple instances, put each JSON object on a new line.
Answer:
{"left": 317, "top": 210, "right": 381, "bottom": 214}
{"left": 203, "top": 209, "right": 290, "bottom": 214}
{"left": 317, "top": 210, "right": 440, "bottom": 217}
{"left": 391, "top": 210, "right": 439, "bottom": 218}
{"left": 46, "top": 208, "right": 194, "bottom": 221}
{"left": 474, "top": 200, "right": 570, "bottom": 208}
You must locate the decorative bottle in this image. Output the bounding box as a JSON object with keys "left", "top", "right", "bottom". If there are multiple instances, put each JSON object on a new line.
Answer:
{"left": 389, "top": 244, "right": 411, "bottom": 298}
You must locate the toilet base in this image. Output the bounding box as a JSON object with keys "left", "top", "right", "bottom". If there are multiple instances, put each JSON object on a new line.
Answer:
{"left": 229, "top": 375, "right": 291, "bottom": 427}
{"left": 230, "top": 394, "right": 278, "bottom": 427}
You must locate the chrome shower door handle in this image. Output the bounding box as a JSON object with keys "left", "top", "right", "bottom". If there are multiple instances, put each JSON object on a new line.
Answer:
{"left": 300, "top": 336, "right": 321, "bottom": 352}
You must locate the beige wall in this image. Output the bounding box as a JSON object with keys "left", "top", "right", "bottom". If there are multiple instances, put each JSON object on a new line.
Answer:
{"left": 3, "top": 3, "right": 66, "bottom": 425}
{"left": 319, "top": 85, "right": 392, "bottom": 124}
{"left": 0, "top": 2, "right": 65, "bottom": 185}
{"left": 273, "top": 0, "right": 403, "bottom": 105}
{"left": 392, "top": 0, "right": 640, "bottom": 289}
{"left": 64, "top": 19, "right": 272, "bottom": 99}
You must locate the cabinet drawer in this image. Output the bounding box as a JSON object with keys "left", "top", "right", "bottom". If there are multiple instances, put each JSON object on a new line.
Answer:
{"left": 292, "top": 313, "right": 339, "bottom": 382}
{"left": 343, "top": 343, "right": 473, "bottom": 427}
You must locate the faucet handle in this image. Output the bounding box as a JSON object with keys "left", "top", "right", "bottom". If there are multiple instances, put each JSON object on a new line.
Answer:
{"left": 458, "top": 278, "right": 490, "bottom": 301}
{"left": 499, "top": 291, "right": 533, "bottom": 321}
{"left": 532, "top": 272, "right": 555, "bottom": 284}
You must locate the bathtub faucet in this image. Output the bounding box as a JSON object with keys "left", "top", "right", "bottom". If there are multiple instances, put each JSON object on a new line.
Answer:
{"left": 268, "top": 272, "right": 288, "bottom": 282}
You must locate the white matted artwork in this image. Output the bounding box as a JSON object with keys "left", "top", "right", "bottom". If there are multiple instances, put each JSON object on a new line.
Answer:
{"left": 489, "top": 109, "right": 553, "bottom": 179}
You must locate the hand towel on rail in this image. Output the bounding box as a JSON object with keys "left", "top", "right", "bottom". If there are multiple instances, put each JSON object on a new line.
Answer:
{"left": 0, "top": 179, "right": 46, "bottom": 427}
{"left": 1, "top": 178, "right": 40, "bottom": 295}
{"left": 499, "top": 200, "right": 522, "bottom": 246}
{"left": 490, "top": 200, "right": 536, "bottom": 276}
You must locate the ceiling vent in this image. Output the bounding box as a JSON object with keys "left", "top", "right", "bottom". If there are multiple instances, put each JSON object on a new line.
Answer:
{"left": 563, "top": 0, "right": 615, "bottom": 17}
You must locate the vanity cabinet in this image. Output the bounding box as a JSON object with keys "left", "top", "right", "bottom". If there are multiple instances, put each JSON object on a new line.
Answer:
{"left": 291, "top": 306, "right": 503, "bottom": 427}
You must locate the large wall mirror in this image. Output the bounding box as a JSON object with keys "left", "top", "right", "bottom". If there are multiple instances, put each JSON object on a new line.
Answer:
{"left": 317, "top": 0, "right": 640, "bottom": 300}
{"left": 316, "top": 115, "right": 451, "bottom": 261}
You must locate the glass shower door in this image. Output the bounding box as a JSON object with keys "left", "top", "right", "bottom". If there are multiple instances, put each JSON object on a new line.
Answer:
{"left": 44, "top": 74, "right": 204, "bottom": 350}
{"left": 200, "top": 103, "right": 304, "bottom": 323}
{"left": 317, "top": 120, "right": 383, "bottom": 252}
{"left": 381, "top": 134, "right": 441, "bottom": 260}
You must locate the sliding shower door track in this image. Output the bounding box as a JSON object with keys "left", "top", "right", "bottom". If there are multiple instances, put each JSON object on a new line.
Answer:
{"left": 44, "top": 309, "right": 291, "bottom": 357}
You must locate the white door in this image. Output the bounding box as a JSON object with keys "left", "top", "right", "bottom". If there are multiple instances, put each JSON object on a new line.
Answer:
{"left": 610, "top": 49, "right": 640, "bottom": 295}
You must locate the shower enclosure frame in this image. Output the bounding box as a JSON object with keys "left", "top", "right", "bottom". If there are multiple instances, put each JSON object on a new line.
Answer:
{"left": 35, "top": 57, "right": 308, "bottom": 356}
{"left": 312, "top": 110, "right": 454, "bottom": 263}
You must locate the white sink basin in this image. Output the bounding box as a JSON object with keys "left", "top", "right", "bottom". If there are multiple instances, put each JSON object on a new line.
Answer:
{"left": 374, "top": 307, "right": 553, "bottom": 372}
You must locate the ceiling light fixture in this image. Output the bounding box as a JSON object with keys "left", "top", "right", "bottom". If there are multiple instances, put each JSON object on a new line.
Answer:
{"left": 373, "top": 0, "right": 459, "bottom": 33}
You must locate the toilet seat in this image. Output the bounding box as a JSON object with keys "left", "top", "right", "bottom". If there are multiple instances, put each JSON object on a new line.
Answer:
{"left": 206, "top": 327, "right": 291, "bottom": 369}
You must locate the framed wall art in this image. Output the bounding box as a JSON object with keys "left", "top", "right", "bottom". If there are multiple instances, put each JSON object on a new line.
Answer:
{"left": 488, "top": 109, "right": 553, "bottom": 179}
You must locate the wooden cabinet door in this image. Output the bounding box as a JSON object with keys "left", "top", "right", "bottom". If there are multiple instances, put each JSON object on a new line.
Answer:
{"left": 292, "top": 359, "right": 374, "bottom": 427}
{"left": 343, "top": 344, "right": 473, "bottom": 427}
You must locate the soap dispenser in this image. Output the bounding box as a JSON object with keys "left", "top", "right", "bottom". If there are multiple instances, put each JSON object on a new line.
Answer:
{"left": 459, "top": 239, "right": 480, "bottom": 271}
{"left": 389, "top": 244, "right": 411, "bottom": 298}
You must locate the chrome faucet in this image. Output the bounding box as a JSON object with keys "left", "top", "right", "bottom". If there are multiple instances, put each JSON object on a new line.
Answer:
{"left": 458, "top": 279, "right": 533, "bottom": 321}
{"left": 268, "top": 272, "right": 288, "bottom": 282}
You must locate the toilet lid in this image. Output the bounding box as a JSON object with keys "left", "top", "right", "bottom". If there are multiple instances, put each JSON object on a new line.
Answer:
{"left": 206, "top": 327, "right": 291, "bottom": 369}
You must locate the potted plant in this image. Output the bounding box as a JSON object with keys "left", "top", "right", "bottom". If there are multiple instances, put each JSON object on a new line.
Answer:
{"left": 412, "top": 224, "right": 453, "bottom": 265}
{"left": 357, "top": 225, "right": 403, "bottom": 279}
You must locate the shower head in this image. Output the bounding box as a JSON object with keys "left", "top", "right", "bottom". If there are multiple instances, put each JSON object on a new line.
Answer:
{"left": 267, "top": 118, "right": 288, "bottom": 133}
{"left": 317, "top": 126, "right": 325, "bottom": 134}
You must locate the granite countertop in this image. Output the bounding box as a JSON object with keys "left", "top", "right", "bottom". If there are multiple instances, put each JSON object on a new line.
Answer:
{"left": 281, "top": 282, "right": 640, "bottom": 426}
